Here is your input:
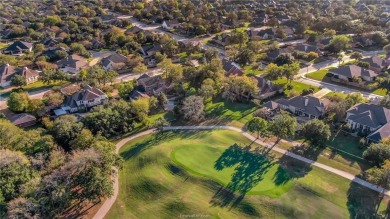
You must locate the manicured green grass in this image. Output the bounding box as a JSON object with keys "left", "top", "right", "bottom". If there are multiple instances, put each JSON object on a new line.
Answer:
{"left": 306, "top": 69, "right": 329, "bottom": 81}
{"left": 107, "top": 130, "right": 388, "bottom": 218}
{"left": 326, "top": 131, "right": 365, "bottom": 159}
{"left": 172, "top": 144, "right": 293, "bottom": 197}
{"left": 324, "top": 91, "right": 348, "bottom": 100}
{"left": 272, "top": 78, "right": 320, "bottom": 97}
{"left": 372, "top": 88, "right": 388, "bottom": 96}
{"left": 0, "top": 43, "right": 8, "bottom": 50}
{"left": 243, "top": 66, "right": 265, "bottom": 76}
{"left": 205, "top": 97, "right": 258, "bottom": 124}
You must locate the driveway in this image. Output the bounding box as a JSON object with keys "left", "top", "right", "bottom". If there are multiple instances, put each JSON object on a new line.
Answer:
{"left": 312, "top": 88, "right": 332, "bottom": 98}
{"left": 92, "top": 125, "right": 390, "bottom": 219}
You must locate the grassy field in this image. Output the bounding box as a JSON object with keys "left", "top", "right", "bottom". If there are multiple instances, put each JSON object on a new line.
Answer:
{"left": 107, "top": 130, "right": 388, "bottom": 219}
{"left": 272, "top": 78, "right": 320, "bottom": 97}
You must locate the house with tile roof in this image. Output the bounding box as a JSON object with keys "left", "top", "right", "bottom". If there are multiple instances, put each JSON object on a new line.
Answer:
{"left": 3, "top": 41, "right": 33, "bottom": 55}
{"left": 57, "top": 54, "right": 89, "bottom": 74}
{"left": 263, "top": 95, "right": 326, "bottom": 119}
{"left": 101, "top": 53, "right": 127, "bottom": 70}
{"left": 62, "top": 85, "right": 107, "bottom": 113}
{"left": 346, "top": 103, "right": 390, "bottom": 143}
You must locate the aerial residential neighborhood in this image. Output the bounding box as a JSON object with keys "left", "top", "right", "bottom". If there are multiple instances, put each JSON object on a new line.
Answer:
{"left": 1, "top": 0, "right": 390, "bottom": 218}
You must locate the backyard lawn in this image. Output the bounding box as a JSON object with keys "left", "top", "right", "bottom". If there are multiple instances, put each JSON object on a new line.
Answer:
{"left": 107, "top": 130, "right": 388, "bottom": 219}
{"left": 204, "top": 97, "right": 258, "bottom": 125}
{"left": 272, "top": 78, "right": 320, "bottom": 97}
{"left": 243, "top": 66, "right": 265, "bottom": 76}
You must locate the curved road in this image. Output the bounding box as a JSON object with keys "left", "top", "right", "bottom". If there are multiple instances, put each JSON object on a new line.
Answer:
{"left": 93, "top": 125, "right": 389, "bottom": 219}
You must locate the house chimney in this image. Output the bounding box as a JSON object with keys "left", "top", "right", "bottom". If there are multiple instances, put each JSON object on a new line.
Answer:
{"left": 5, "top": 63, "right": 9, "bottom": 75}
{"left": 304, "top": 97, "right": 308, "bottom": 107}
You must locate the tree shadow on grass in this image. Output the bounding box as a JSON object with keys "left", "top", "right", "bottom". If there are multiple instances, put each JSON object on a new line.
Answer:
{"left": 119, "top": 131, "right": 177, "bottom": 159}
{"left": 210, "top": 143, "right": 275, "bottom": 208}
{"left": 346, "top": 180, "right": 385, "bottom": 218}
{"left": 273, "top": 143, "right": 323, "bottom": 186}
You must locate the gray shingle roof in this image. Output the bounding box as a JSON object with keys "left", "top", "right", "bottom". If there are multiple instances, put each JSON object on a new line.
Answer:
{"left": 361, "top": 56, "right": 389, "bottom": 70}
{"left": 367, "top": 123, "right": 390, "bottom": 143}
{"left": 4, "top": 41, "right": 33, "bottom": 52}
{"left": 330, "top": 65, "right": 378, "bottom": 79}
{"left": 347, "top": 103, "right": 390, "bottom": 128}
{"left": 276, "top": 95, "right": 325, "bottom": 117}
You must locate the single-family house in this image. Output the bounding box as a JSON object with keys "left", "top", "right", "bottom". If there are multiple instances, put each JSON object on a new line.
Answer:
{"left": 15, "top": 67, "right": 39, "bottom": 84}
{"left": 3, "top": 41, "right": 33, "bottom": 55}
{"left": 57, "top": 54, "right": 89, "bottom": 74}
{"left": 137, "top": 73, "right": 166, "bottom": 96}
{"left": 62, "top": 85, "right": 107, "bottom": 113}
{"left": 252, "top": 76, "right": 283, "bottom": 100}
{"left": 264, "top": 95, "right": 326, "bottom": 119}
{"left": 162, "top": 20, "right": 181, "bottom": 30}
{"left": 256, "top": 28, "right": 275, "bottom": 40}
{"left": 266, "top": 48, "right": 292, "bottom": 61}
{"left": 40, "top": 37, "right": 59, "bottom": 48}
{"left": 295, "top": 44, "right": 322, "bottom": 55}
{"left": 360, "top": 56, "right": 389, "bottom": 73}
{"left": 0, "top": 64, "right": 17, "bottom": 87}
{"left": 0, "top": 64, "right": 39, "bottom": 87}
{"left": 10, "top": 113, "right": 37, "bottom": 128}
{"left": 125, "top": 26, "right": 144, "bottom": 35}
{"left": 212, "top": 33, "right": 231, "bottom": 47}
{"left": 353, "top": 37, "right": 374, "bottom": 48}
{"left": 346, "top": 103, "right": 390, "bottom": 143}
{"left": 222, "top": 59, "right": 244, "bottom": 76}
{"left": 101, "top": 53, "right": 127, "bottom": 70}
{"left": 89, "top": 38, "right": 105, "bottom": 50}
{"left": 128, "top": 89, "right": 150, "bottom": 101}
{"left": 41, "top": 47, "right": 68, "bottom": 60}
{"left": 329, "top": 65, "right": 378, "bottom": 82}
{"left": 139, "top": 44, "right": 163, "bottom": 66}
{"left": 252, "top": 12, "right": 269, "bottom": 25}
{"left": 221, "top": 21, "right": 234, "bottom": 30}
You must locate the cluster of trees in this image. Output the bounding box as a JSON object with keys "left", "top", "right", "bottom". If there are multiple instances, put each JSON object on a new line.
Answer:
{"left": 247, "top": 111, "right": 330, "bottom": 146}
{"left": 7, "top": 92, "right": 44, "bottom": 116}
{"left": 265, "top": 61, "right": 300, "bottom": 85}
{"left": 326, "top": 93, "right": 367, "bottom": 123}
{"left": 0, "top": 117, "right": 120, "bottom": 218}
